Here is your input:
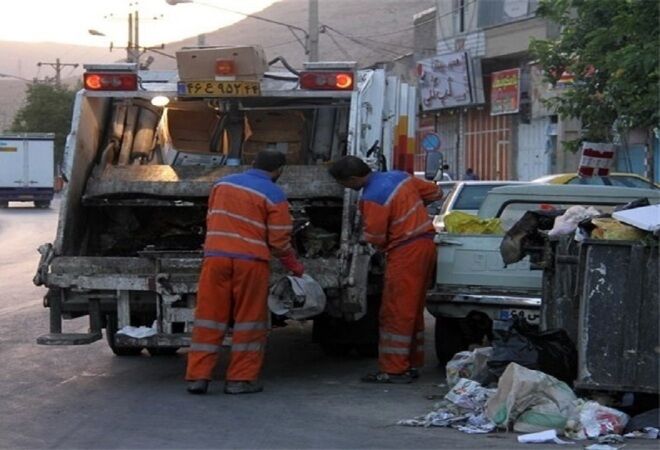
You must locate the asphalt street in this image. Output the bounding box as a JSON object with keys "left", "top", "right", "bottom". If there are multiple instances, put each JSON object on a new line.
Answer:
{"left": 0, "top": 198, "right": 655, "bottom": 449}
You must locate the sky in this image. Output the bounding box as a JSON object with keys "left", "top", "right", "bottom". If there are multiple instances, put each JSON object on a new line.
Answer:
{"left": 0, "top": 0, "right": 279, "bottom": 47}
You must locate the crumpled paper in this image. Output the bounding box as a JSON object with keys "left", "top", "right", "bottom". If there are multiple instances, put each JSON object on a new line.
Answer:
{"left": 398, "top": 378, "right": 496, "bottom": 434}
{"left": 517, "top": 429, "right": 573, "bottom": 444}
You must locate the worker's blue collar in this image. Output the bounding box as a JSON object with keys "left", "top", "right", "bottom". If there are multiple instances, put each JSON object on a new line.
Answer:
{"left": 246, "top": 168, "right": 273, "bottom": 180}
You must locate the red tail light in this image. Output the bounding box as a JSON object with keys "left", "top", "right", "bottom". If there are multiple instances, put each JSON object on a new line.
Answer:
{"left": 83, "top": 72, "right": 138, "bottom": 91}
{"left": 299, "top": 71, "right": 354, "bottom": 90}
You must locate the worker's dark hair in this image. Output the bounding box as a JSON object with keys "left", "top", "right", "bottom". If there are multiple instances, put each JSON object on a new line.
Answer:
{"left": 253, "top": 150, "right": 286, "bottom": 172}
{"left": 328, "top": 156, "right": 371, "bottom": 180}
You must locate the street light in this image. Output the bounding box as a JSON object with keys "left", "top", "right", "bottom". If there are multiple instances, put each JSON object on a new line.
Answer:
{"left": 165, "top": 0, "right": 312, "bottom": 56}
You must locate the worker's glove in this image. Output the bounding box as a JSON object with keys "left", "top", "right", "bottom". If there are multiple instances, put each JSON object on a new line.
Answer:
{"left": 279, "top": 251, "right": 304, "bottom": 277}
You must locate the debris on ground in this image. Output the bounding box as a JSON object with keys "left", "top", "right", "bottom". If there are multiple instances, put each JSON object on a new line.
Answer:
{"left": 486, "top": 363, "right": 578, "bottom": 433}
{"left": 624, "top": 427, "right": 659, "bottom": 439}
{"left": 564, "top": 400, "right": 629, "bottom": 440}
{"left": 583, "top": 444, "right": 618, "bottom": 450}
{"left": 398, "top": 378, "right": 496, "bottom": 433}
{"left": 517, "top": 429, "right": 573, "bottom": 444}
{"left": 445, "top": 347, "right": 492, "bottom": 387}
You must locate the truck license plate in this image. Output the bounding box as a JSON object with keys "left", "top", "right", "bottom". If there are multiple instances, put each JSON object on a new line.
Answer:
{"left": 499, "top": 309, "right": 540, "bottom": 324}
{"left": 177, "top": 80, "right": 261, "bottom": 97}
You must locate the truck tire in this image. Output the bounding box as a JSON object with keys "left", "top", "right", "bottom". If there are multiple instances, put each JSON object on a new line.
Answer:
{"left": 34, "top": 201, "right": 50, "bottom": 209}
{"left": 434, "top": 316, "right": 466, "bottom": 365}
{"left": 105, "top": 315, "right": 143, "bottom": 356}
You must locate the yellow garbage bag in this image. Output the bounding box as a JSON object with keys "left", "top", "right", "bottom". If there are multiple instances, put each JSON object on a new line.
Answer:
{"left": 591, "top": 218, "right": 647, "bottom": 240}
{"left": 444, "top": 211, "right": 504, "bottom": 235}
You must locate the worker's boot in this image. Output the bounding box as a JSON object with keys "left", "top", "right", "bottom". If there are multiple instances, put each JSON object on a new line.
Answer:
{"left": 224, "top": 380, "right": 263, "bottom": 394}
{"left": 187, "top": 380, "right": 209, "bottom": 395}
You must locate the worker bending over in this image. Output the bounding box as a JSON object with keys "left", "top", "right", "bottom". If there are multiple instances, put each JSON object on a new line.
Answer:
{"left": 329, "top": 156, "right": 442, "bottom": 383}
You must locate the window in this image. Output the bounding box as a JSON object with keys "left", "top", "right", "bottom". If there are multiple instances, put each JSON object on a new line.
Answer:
{"left": 453, "top": 184, "right": 501, "bottom": 210}
{"left": 477, "top": 0, "right": 538, "bottom": 29}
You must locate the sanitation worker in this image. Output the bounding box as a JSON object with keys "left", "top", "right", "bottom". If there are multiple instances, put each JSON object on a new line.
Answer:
{"left": 328, "top": 156, "right": 442, "bottom": 383}
{"left": 186, "top": 150, "right": 303, "bottom": 395}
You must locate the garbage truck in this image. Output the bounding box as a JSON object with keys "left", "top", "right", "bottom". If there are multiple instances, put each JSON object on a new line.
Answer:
{"left": 33, "top": 46, "right": 419, "bottom": 356}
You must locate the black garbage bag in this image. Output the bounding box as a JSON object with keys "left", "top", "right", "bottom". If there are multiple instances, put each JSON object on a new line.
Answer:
{"left": 483, "top": 318, "right": 577, "bottom": 386}
{"left": 614, "top": 197, "right": 650, "bottom": 212}
{"left": 500, "top": 209, "right": 565, "bottom": 265}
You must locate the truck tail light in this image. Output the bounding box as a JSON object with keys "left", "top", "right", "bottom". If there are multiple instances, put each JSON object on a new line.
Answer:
{"left": 299, "top": 71, "right": 354, "bottom": 90}
{"left": 83, "top": 72, "right": 138, "bottom": 91}
{"left": 215, "top": 59, "right": 235, "bottom": 76}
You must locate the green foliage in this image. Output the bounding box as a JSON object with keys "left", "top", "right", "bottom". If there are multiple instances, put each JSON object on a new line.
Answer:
{"left": 10, "top": 83, "right": 76, "bottom": 167}
{"left": 530, "top": 0, "right": 659, "bottom": 145}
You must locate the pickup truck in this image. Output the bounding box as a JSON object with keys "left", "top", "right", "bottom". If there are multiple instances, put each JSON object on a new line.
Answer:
{"left": 426, "top": 183, "right": 660, "bottom": 363}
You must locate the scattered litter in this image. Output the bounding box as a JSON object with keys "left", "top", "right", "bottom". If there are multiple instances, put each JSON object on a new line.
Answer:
{"left": 548, "top": 206, "right": 600, "bottom": 237}
{"left": 116, "top": 323, "right": 157, "bottom": 338}
{"left": 486, "top": 363, "right": 577, "bottom": 433}
{"left": 445, "top": 378, "right": 496, "bottom": 411}
{"left": 624, "top": 427, "right": 659, "bottom": 439}
{"left": 446, "top": 347, "right": 492, "bottom": 387}
{"left": 612, "top": 203, "right": 660, "bottom": 232}
{"left": 583, "top": 444, "right": 618, "bottom": 450}
{"left": 517, "top": 429, "right": 573, "bottom": 444}
{"left": 565, "top": 401, "right": 629, "bottom": 439}
{"left": 597, "top": 434, "right": 625, "bottom": 444}
{"left": 398, "top": 378, "right": 496, "bottom": 433}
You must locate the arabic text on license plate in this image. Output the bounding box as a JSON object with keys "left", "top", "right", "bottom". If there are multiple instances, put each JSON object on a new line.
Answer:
{"left": 499, "top": 309, "right": 540, "bottom": 324}
{"left": 177, "top": 80, "right": 261, "bottom": 97}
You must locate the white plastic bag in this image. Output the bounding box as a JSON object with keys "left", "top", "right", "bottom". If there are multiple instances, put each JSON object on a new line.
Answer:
{"left": 548, "top": 206, "right": 601, "bottom": 237}
{"left": 268, "top": 274, "right": 326, "bottom": 320}
{"left": 446, "top": 347, "right": 492, "bottom": 387}
{"left": 565, "top": 400, "right": 629, "bottom": 439}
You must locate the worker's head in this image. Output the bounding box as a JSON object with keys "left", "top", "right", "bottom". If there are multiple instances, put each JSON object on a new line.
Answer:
{"left": 328, "top": 156, "right": 372, "bottom": 190}
{"left": 253, "top": 150, "right": 287, "bottom": 181}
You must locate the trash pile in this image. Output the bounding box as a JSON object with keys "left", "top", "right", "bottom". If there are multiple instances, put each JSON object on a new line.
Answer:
{"left": 399, "top": 361, "right": 659, "bottom": 444}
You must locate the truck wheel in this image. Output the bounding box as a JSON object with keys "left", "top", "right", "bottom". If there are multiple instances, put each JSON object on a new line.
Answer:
{"left": 34, "top": 201, "right": 50, "bottom": 209}
{"left": 434, "top": 316, "right": 466, "bottom": 365}
{"left": 147, "top": 347, "right": 179, "bottom": 356}
{"left": 105, "top": 315, "right": 143, "bottom": 356}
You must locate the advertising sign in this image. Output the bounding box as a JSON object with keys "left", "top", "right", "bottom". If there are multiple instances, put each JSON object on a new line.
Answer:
{"left": 418, "top": 52, "right": 473, "bottom": 111}
{"left": 490, "top": 68, "right": 520, "bottom": 115}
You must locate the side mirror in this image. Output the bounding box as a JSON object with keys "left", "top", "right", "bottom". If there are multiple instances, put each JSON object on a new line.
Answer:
{"left": 424, "top": 152, "right": 443, "bottom": 180}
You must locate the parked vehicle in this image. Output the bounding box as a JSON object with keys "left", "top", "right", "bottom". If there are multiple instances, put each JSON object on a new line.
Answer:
{"left": 33, "top": 48, "right": 419, "bottom": 357}
{"left": 426, "top": 184, "right": 660, "bottom": 363}
{"left": 0, "top": 133, "right": 55, "bottom": 208}
{"left": 533, "top": 172, "right": 658, "bottom": 189}
{"left": 426, "top": 180, "right": 456, "bottom": 217}
{"left": 432, "top": 181, "right": 526, "bottom": 232}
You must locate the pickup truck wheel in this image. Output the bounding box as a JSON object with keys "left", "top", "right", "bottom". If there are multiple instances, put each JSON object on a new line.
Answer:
{"left": 434, "top": 316, "right": 466, "bottom": 365}
{"left": 106, "top": 315, "right": 143, "bottom": 356}
{"left": 147, "top": 347, "right": 179, "bottom": 356}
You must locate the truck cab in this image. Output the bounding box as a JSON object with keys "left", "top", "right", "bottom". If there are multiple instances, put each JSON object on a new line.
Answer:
{"left": 427, "top": 183, "right": 660, "bottom": 363}
{"left": 34, "top": 47, "right": 418, "bottom": 357}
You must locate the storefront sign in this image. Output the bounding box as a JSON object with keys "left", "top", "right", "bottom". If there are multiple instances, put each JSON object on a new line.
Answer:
{"left": 490, "top": 68, "right": 520, "bottom": 115}
{"left": 418, "top": 52, "right": 473, "bottom": 111}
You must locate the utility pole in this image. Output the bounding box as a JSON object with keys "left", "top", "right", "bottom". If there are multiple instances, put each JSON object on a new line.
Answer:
{"left": 36, "top": 59, "right": 79, "bottom": 87}
{"left": 308, "top": 0, "right": 319, "bottom": 61}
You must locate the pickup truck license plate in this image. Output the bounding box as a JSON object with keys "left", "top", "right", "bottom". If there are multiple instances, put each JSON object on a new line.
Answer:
{"left": 499, "top": 309, "right": 540, "bottom": 324}
{"left": 177, "top": 80, "right": 261, "bottom": 97}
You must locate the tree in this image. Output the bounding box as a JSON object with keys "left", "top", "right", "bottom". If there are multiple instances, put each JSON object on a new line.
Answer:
{"left": 530, "top": 0, "right": 659, "bottom": 150}
{"left": 10, "top": 83, "right": 76, "bottom": 168}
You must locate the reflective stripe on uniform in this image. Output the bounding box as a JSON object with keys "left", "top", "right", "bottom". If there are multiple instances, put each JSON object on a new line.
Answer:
{"left": 207, "top": 231, "right": 268, "bottom": 247}
{"left": 233, "top": 321, "right": 268, "bottom": 331}
{"left": 380, "top": 331, "right": 412, "bottom": 343}
{"left": 379, "top": 346, "right": 409, "bottom": 355}
{"left": 194, "top": 319, "right": 228, "bottom": 331}
{"left": 231, "top": 342, "right": 264, "bottom": 352}
{"left": 392, "top": 200, "right": 424, "bottom": 226}
{"left": 208, "top": 209, "right": 266, "bottom": 229}
{"left": 403, "top": 220, "right": 433, "bottom": 238}
{"left": 189, "top": 342, "right": 220, "bottom": 353}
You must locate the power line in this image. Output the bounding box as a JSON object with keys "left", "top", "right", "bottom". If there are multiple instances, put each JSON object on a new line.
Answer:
{"left": 320, "top": 25, "right": 401, "bottom": 57}
{"left": 322, "top": 32, "right": 353, "bottom": 60}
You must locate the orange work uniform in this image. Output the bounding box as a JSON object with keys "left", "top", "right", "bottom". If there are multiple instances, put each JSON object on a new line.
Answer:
{"left": 360, "top": 171, "right": 441, "bottom": 374}
{"left": 186, "top": 169, "right": 295, "bottom": 382}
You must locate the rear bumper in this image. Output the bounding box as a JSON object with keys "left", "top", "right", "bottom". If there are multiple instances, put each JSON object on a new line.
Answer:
{"left": 426, "top": 292, "right": 541, "bottom": 323}
{"left": 0, "top": 187, "right": 54, "bottom": 202}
